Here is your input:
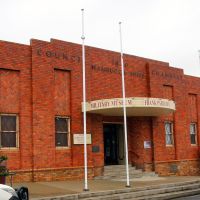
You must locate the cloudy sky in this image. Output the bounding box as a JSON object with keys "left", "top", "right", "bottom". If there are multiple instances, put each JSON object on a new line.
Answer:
{"left": 0, "top": 0, "right": 200, "bottom": 76}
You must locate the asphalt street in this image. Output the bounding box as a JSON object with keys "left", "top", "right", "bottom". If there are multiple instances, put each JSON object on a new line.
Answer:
{"left": 173, "top": 194, "right": 200, "bottom": 199}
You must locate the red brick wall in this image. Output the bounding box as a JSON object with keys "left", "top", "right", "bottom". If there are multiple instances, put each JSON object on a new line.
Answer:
{"left": 90, "top": 114, "right": 104, "bottom": 168}
{"left": 0, "top": 69, "right": 20, "bottom": 113}
{"left": 1, "top": 38, "right": 200, "bottom": 181}
{"left": 0, "top": 40, "right": 32, "bottom": 173}
{"left": 54, "top": 69, "right": 71, "bottom": 116}
{"left": 129, "top": 117, "right": 153, "bottom": 170}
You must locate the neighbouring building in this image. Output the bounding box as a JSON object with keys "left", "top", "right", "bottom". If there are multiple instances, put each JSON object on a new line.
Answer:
{"left": 0, "top": 38, "right": 199, "bottom": 182}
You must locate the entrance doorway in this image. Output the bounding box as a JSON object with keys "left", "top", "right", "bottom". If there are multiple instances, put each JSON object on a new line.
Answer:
{"left": 103, "top": 123, "right": 125, "bottom": 165}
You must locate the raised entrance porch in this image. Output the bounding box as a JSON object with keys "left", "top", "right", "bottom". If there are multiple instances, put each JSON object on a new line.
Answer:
{"left": 101, "top": 122, "right": 158, "bottom": 180}
{"left": 84, "top": 97, "right": 176, "bottom": 177}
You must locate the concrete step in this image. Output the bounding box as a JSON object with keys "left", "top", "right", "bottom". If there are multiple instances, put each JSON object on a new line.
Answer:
{"left": 82, "top": 182, "right": 200, "bottom": 200}
{"left": 96, "top": 165, "right": 157, "bottom": 180}
{"left": 104, "top": 165, "right": 134, "bottom": 168}
{"left": 104, "top": 168, "right": 142, "bottom": 173}
{"left": 143, "top": 172, "right": 159, "bottom": 177}
{"left": 103, "top": 171, "right": 143, "bottom": 176}
{"left": 95, "top": 173, "right": 144, "bottom": 180}
{"left": 104, "top": 165, "right": 135, "bottom": 169}
{"left": 135, "top": 188, "right": 200, "bottom": 200}
{"left": 103, "top": 171, "right": 142, "bottom": 175}
{"left": 95, "top": 174, "right": 143, "bottom": 180}
{"left": 104, "top": 165, "right": 133, "bottom": 168}
{"left": 103, "top": 167, "right": 134, "bottom": 171}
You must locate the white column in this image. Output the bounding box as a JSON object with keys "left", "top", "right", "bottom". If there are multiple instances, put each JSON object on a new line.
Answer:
{"left": 81, "top": 8, "right": 89, "bottom": 191}
{"left": 119, "top": 22, "right": 130, "bottom": 187}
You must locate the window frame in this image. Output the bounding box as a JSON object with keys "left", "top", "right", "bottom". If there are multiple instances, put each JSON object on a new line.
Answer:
{"left": 55, "top": 116, "right": 70, "bottom": 149}
{"left": 190, "top": 122, "right": 197, "bottom": 145}
{"left": 165, "top": 121, "right": 174, "bottom": 146}
{"left": 0, "top": 113, "right": 19, "bottom": 149}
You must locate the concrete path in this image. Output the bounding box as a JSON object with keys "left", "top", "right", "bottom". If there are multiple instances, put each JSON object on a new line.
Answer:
{"left": 12, "top": 176, "right": 200, "bottom": 199}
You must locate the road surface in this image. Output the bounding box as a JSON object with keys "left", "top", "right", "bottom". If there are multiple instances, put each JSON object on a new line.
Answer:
{"left": 173, "top": 194, "right": 200, "bottom": 199}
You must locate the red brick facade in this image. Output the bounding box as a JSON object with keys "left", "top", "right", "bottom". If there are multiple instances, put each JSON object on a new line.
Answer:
{"left": 0, "top": 38, "right": 200, "bottom": 182}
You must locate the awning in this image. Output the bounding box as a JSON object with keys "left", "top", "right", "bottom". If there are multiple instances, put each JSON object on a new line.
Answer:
{"left": 82, "top": 97, "right": 175, "bottom": 116}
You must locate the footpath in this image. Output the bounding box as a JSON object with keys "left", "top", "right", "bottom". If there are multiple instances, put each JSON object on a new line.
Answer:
{"left": 12, "top": 176, "right": 200, "bottom": 199}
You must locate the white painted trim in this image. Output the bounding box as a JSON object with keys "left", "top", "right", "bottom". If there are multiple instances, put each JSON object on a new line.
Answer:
{"left": 82, "top": 97, "right": 176, "bottom": 116}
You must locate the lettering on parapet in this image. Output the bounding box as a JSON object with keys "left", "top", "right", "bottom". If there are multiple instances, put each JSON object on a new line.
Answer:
{"left": 151, "top": 70, "right": 182, "bottom": 80}
{"left": 36, "top": 49, "right": 81, "bottom": 63}
{"left": 36, "top": 49, "right": 145, "bottom": 79}
{"left": 111, "top": 58, "right": 129, "bottom": 68}
{"left": 91, "top": 64, "right": 145, "bottom": 79}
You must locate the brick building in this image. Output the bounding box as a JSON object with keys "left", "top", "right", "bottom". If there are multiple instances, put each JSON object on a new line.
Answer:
{"left": 0, "top": 38, "right": 199, "bottom": 182}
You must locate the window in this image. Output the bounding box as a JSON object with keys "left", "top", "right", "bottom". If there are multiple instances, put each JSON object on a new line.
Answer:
{"left": 55, "top": 116, "right": 70, "bottom": 147}
{"left": 190, "top": 123, "right": 197, "bottom": 145}
{"left": 0, "top": 115, "right": 18, "bottom": 148}
{"left": 165, "top": 122, "right": 173, "bottom": 145}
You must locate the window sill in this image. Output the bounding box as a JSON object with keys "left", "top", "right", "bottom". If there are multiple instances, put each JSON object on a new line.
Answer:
{"left": 56, "top": 147, "right": 71, "bottom": 150}
{"left": 0, "top": 147, "right": 19, "bottom": 151}
{"left": 166, "top": 145, "right": 174, "bottom": 147}
{"left": 191, "top": 144, "right": 198, "bottom": 146}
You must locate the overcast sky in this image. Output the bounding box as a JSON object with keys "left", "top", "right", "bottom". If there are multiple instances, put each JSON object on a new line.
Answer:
{"left": 0, "top": 0, "right": 200, "bottom": 76}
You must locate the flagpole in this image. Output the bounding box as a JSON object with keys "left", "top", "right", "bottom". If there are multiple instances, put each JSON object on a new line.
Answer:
{"left": 119, "top": 21, "right": 130, "bottom": 187}
{"left": 81, "top": 8, "right": 89, "bottom": 191}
